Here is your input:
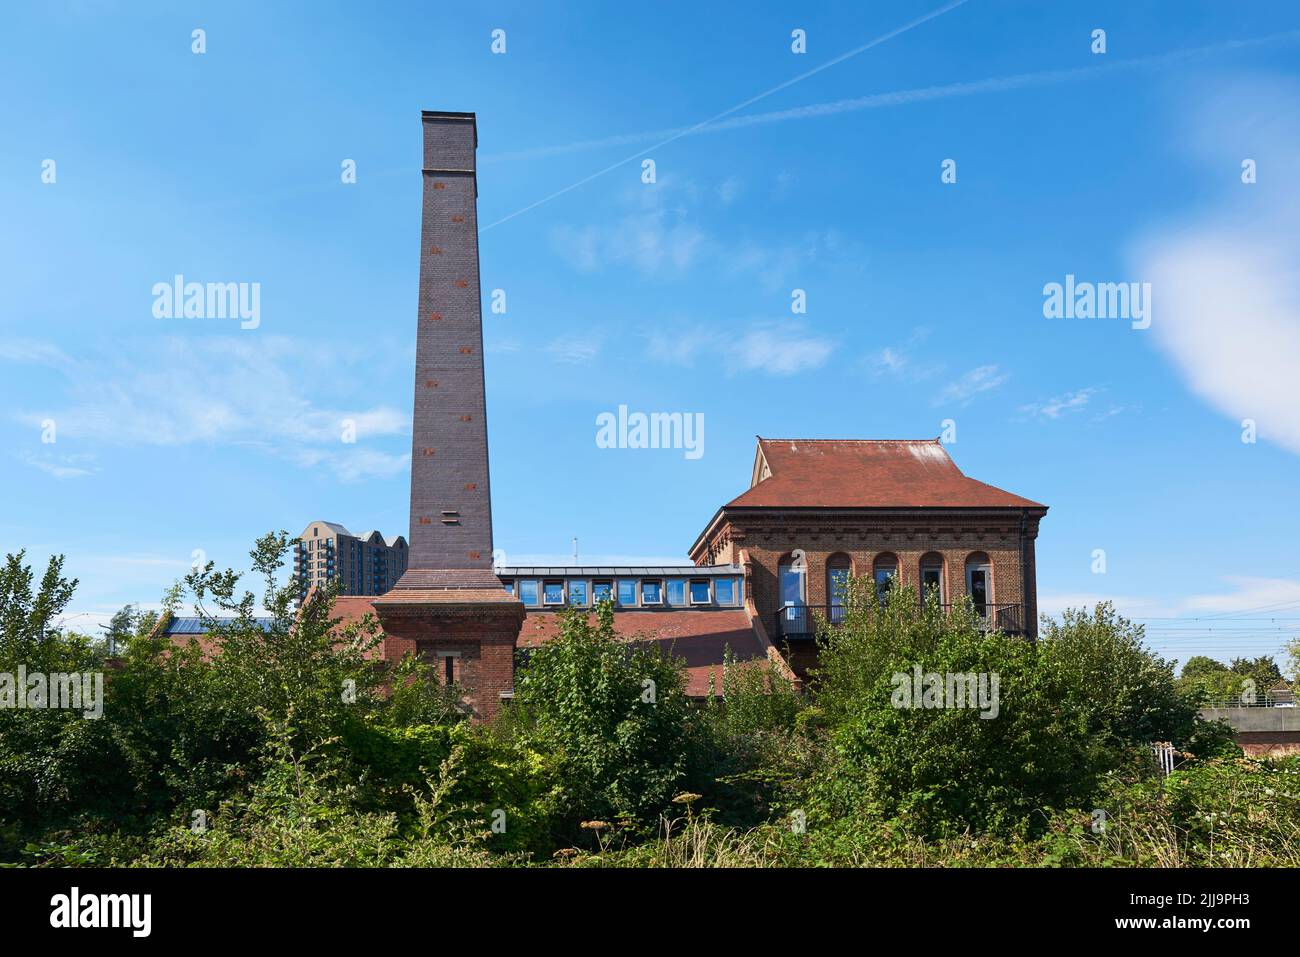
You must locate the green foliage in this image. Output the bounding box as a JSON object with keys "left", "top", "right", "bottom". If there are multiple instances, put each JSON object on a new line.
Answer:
{"left": 0, "top": 551, "right": 88, "bottom": 672}
{"left": 804, "top": 580, "right": 1209, "bottom": 838}
{"left": 715, "top": 645, "right": 801, "bottom": 737}
{"left": 1176, "top": 654, "right": 1284, "bottom": 705}
{"left": 3, "top": 540, "right": 1290, "bottom": 869}
{"left": 510, "top": 599, "right": 695, "bottom": 833}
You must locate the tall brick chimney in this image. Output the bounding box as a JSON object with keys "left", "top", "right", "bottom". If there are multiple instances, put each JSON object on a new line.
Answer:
{"left": 375, "top": 111, "right": 523, "bottom": 721}
{"left": 406, "top": 111, "right": 495, "bottom": 572}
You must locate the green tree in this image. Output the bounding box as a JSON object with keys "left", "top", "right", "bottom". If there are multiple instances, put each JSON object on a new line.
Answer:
{"left": 804, "top": 580, "right": 1208, "bottom": 838}
{"left": 0, "top": 551, "right": 86, "bottom": 672}
{"left": 1177, "top": 656, "right": 1252, "bottom": 704}
{"left": 510, "top": 599, "right": 694, "bottom": 833}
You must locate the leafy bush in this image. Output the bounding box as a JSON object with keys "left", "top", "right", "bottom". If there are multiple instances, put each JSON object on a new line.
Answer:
{"left": 3, "top": 541, "right": 1285, "bottom": 869}
{"left": 803, "top": 581, "right": 1213, "bottom": 838}
{"left": 509, "top": 599, "right": 695, "bottom": 836}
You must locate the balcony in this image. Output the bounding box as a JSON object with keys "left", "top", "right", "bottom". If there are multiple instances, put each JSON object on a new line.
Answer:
{"left": 771, "top": 602, "right": 1026, "bottom": 641}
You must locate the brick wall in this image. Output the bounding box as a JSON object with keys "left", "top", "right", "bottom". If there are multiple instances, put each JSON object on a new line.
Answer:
{"left": 698, "top": 509, "right": 1042, "bottom": 640}
{"left": 379, "top": 606, "right": 523, "bottom": 721}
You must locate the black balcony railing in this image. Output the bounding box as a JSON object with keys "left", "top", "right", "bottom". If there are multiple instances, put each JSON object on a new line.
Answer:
{"left": 771, "top": 602, "right": 1026, "bottom": 640}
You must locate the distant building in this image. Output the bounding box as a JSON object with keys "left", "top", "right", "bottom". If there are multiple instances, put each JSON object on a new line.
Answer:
{"left": 295, "top": 521, "right": 408, "bottom": 601}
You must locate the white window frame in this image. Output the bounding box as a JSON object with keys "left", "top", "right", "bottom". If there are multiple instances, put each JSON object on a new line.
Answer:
{"left": 542, "top": 580, "right": 566, "bottom": 607}
{"left": 920, "top": 564, "right": 944, "bottom": 602}
{"left": 965, "top": 562, "right": 992, "bottom": 614}
{"left": 689, "top": 579, "right": 712, "bottom": 605}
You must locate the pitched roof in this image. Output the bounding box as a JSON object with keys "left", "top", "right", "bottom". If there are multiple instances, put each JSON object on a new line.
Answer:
{"left": 725, "top": 438, "right": 1045, "bottom": 510}
{"left": 517, "top": 609, "right": 769, "bottom": 697}
{"left": 300, "top": 520, "right": 353, "bottom": 538}
{"left": 328, "top": 597, "right": 387, "bottom": 660}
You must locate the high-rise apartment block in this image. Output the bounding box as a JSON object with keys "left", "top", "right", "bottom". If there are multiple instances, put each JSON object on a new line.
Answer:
{"left": 295, "top": 521, "right": 408, "bottom": 601}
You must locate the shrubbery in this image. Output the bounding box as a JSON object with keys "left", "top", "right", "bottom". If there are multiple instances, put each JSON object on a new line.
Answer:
{"left": 0, "top": 539, "right": 1280, "bottom": 868}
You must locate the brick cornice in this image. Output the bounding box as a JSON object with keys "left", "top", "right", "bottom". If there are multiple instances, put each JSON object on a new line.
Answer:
{"left": 690, "top": 506, "right": 1043, "bottom": 561}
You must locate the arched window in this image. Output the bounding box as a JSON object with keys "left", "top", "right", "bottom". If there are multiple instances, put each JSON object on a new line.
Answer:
{"left": 777, "top": 553, "right": 806, "bottom": 608}
{"left": 827, "top": 553, "right": 852, "bottom": 623}
{"left": 965, "top": 552, "right": 992, "bottom": 618}
{"left": 919, "top": 552, "right": 945, "bottom": 603}
{"left": 777, "top": 552, "right": 808, "bottom": 634}
{"left": 872, "top": 553, "right": 899, "bottom": 603}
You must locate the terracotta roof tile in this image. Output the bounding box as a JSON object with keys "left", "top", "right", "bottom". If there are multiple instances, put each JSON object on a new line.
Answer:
{"left": 518, "top": 609, "right": 766, "bottom": 696}
{"left": 727, "top": 438, "right": 1045, "bottom": 509}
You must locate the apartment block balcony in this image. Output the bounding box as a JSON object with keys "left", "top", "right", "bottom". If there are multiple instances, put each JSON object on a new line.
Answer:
{"left": 771, "top": 602, "right": 1026, "bottom": 641}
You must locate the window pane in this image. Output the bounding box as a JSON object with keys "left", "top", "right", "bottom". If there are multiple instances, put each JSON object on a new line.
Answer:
{"left": 779, "top": 564, "right": 804, "bottom": 605}
{"left": 969, "top": 570, "right": 988, "bottom": 611}
{"left": 519, "top": 580, "right": 539, "bottom": 605}
{"left": 641, "top": 580, "right": 662, "bottom": 603}
{"left": 921, "top": 568, "right": 942, "bottom": 599}
{"left": 569, "top": 581, "right": 588, "bottom": 606}
{"left": 829, "top": 569, "right": 849, "bottom": 606}
{"left": 667, "top": 579, "right": 686, "bottom": 605}
{"left": 690, "top": 580, "right": 710, "bottom": 603}
{"left": 593, "top": 581, "right": 612, "bottom": 602}
{"left": 617, "top": 580, "right": 637, "bottom": 605}
{"left": 715, "top": 578, "right": 736, "bottom": 605}
{"left": 543, "top": 581, "right": 565, "bottom": 604}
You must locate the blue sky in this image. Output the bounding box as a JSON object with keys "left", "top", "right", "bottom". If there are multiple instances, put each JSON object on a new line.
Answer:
{"left": 3, "top": 0, "right": 1300, "bottom": 669}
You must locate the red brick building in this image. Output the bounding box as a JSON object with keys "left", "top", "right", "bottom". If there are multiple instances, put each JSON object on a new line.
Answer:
{"left": 340, "top": 111, "right": 1048, "bottom": 720}
{"left": 149, "top": 113, "right": 1048, "bottom": 722}
{"left": 689, "top": 437, "right": 1047, "bottom": 676}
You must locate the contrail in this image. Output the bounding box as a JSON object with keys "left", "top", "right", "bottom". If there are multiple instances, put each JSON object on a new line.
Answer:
{"left": 481, "top": 0, "right": 972, "bottom": 230}
{"left": 483, "top": 28, "right": 1300, "bottom": 166}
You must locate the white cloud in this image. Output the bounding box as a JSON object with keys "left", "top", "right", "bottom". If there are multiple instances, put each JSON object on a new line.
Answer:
{"left": 1182, "top": 576, "right": 1300, "bottom": 614}
{"left": 647, "top": 321, "right": 833, "bottom": 376}
{"left": 9, "top": 336, "right": 409, "bottom": 481}
{"left": 550, "top": 194, "right": 707, "bottom": 278}
{"left": 727, "top": 324, "right": 834, "bottom": 376}
{"left": 1020, "top": 387, "right": 1098, "bottom": 420}
{"left": 866, "top": 329, "right": 940, "bottom": 382}
{"left": 18, "top": 450, "right": 98, "bottom": 479}
{"left": 874, "top": 347, "right": 908, "bottom": 374}
{"left": 0, "top": 339, "right": 75, "bottom": 370}
{"left": 1037, "top": 592, "right": 1174, "bottom": 621}
{"left": 546, "top": 334, "right": 602, "bottom": 364}
{"left": 1134, "top": 76, "right": 1300, "bottom": 456}
{"left": 1040, "top": 576, "right": 1300, "bottom": 621}
{"left": 288, "top": 447, "right": 411, "bottom": 483}
{"left": 646, "top": 329, "right": 724, "bottom": 368}
{"left": 549, "top": 181, "right": 845, "bottom": 291}
{"left": 934, "top": 364, "right": 1008, "bottom": 406}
